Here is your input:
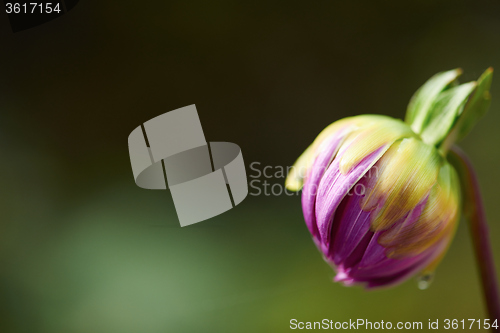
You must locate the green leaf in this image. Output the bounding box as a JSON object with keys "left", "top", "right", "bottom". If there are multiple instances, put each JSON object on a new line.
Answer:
{"left": 420, "top": 81, "right": 477, "bottom": 146}
{"left": 405, "top": 69, "right": 462, "bottom": 134}
{"left": 455, "top": 68, "right": 492, "bottom": 141}
{"left": 439, "top": 68, "right": 493, "bottom": 153}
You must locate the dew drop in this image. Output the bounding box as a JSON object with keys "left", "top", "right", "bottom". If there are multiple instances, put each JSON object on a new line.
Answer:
{"left": 417, "top": 273, "right": 434, "bottom": 290}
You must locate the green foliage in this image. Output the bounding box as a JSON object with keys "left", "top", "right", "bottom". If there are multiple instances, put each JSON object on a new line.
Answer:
{"left": 405, "top": 68, "right": 493, "bottom": 152}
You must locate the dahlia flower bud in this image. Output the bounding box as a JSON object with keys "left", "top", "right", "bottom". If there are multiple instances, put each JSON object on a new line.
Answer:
{"left": 286, "top": 68, "right": 493, "bottom": 289}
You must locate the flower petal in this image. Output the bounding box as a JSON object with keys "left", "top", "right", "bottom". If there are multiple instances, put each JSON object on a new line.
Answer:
{"left": 378, "top": 161, "right": 460, "bottom": 258}
{"left": 364, "top": 238, "right": 450, "bottom": 289}
{"left": 301, "top": 131, "right": 349, "bottom": 238}
{"left": 286, "top": 115, "right": 402, "bottom": 191}
{"left": 285, "top": 117, "right": 360, "bottom": 192}
{"left": 315, "top": 146, "right": 387, "bottom": 250}
{"left": 361, "top": 137, "right": 442, "bottom": 232}
{"left": 338, "top": 117, "right": 417, "bottom": 174}
{"left": 330, "top": 174, "right": 373, "bottom": 265}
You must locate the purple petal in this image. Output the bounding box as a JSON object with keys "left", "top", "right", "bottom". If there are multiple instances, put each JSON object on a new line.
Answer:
{"left": 344, "top": 198, "right": 429, "bottom": 278}
{"left": 331, "top": 189, "right": 441, "bottom": 288}
{"left": 330, "top": 174, "right": 373, "bottom": 265}
{"left": 301, "top": 131, "right": 348, "bottom": 239}
{"left": 365, "top": 238, "right": 449, "bottom": 289}
{"left": 315, "top": 147, "right": 386, "bottom": 250}
{"left": 364, "top": 253, "right": 433, "bottom": 289}
{"left": 348, "top": 233, "right": 429, "bottom": 279}
{"left": 335, "top": 234, "right": 444, "bottom": 289}
{"left": 356, "top": 197, "right": 428, "bottom": 269}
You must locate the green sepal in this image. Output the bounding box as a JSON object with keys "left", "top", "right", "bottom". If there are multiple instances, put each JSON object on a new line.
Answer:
{"left": 440, "top": 68, "right": 493, "bottom": 152}
{"left": 420, "top": 81, "right": 477, "bottom": 147}
{"left": 405, "top": 69, "right": 462, "bottom": 134}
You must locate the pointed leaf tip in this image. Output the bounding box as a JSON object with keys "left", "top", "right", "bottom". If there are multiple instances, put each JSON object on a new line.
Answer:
{"left": 440, "top": 67, "right": 494, "bottom": 151}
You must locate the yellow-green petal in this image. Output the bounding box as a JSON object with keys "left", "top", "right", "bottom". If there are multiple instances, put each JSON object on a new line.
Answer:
{"left": 361, "top": 137, "right": 442, "bottom": 231}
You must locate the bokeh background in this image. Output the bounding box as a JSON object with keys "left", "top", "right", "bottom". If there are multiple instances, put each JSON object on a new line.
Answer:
{"left": 1, "top": 1, "right": 500, "bottom": 332}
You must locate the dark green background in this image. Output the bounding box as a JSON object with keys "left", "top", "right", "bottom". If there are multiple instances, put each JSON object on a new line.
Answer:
{"left": 1, "top": 1, "right": 500, "bottom": 332}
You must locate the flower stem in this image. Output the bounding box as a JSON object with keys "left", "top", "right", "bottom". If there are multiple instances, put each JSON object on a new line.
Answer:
{"left": 449, "top": 146, "right": 500, "bottom": 329}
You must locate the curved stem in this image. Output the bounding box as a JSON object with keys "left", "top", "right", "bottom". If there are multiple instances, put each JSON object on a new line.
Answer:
{"left": 449, "top": 146, "right": 500, "bottom": 329}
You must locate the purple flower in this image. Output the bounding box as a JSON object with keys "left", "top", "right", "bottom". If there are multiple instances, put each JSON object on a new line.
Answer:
{"left": 286, "top": 68, "right": 493, "bottom": 289}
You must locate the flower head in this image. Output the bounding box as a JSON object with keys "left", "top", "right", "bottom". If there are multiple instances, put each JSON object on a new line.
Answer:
{"left": 286, "top": 68, "right": 493, "bottom": 288}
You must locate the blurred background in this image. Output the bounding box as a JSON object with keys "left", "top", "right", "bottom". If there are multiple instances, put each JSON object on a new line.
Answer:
{"left": 1, "top": 0, "right": 500, "bottom": 332}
